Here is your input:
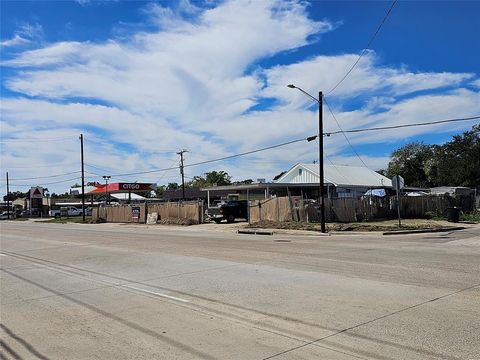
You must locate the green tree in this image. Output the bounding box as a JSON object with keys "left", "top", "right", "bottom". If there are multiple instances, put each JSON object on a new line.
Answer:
{"left": 3, "top": 190, "right": 28, "bottom": 202}
{"left": 384, "top": 124, "right": 480, "bottom": 188}
{"left": 385, "top": 142, "right": 434, "bottom": 187}
{"left": 166, "top": 182, "right": 179, "bottom": 190}
{"left": 205, "top": 171, "right": 231, "bottom": 186}
{"left": 187, "top": 171, "right": 232, "bottom": 188}
{"left": 426, "top": 124, "right": 480, "bottom": 187}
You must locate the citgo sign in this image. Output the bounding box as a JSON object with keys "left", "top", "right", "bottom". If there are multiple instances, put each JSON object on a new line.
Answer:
{"left": 119, "top": 183, "right": 156, "bottom": 191}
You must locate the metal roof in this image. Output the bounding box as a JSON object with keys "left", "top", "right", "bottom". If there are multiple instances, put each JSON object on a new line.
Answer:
{"left": 275, "top": 163, "right": 392, "bottom": 188}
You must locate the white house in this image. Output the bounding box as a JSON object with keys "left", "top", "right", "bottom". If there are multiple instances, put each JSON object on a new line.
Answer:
{"left": 274, "top": 163, "right": 392, "bottom": 198}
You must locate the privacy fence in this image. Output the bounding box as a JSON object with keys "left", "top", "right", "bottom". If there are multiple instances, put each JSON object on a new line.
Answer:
{"left": 92, "top": 201, "right": 203, "bottom": 224}
{"left": 91, "top": 195, "right": 474, "bottom": 224}
{"left": 249, "top": 194, "right": 475, "bottom": 223}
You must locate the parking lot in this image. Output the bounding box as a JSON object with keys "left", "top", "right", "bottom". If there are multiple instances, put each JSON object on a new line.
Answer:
{"left": 1, "top": 221, "right": 479, "bottom": 359}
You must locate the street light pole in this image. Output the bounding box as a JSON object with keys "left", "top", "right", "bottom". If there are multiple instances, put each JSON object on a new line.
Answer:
{"left": 102, "top": 176, "right": 111, "bottom": 205}
{"left": 318, "top": 91, "right": 326, "bottom": 233}
{"left": 79, "top": 134, "right": 85, "bottom": 222}
{"left": 287, "top": 85, "right": 326, "bottom": 233}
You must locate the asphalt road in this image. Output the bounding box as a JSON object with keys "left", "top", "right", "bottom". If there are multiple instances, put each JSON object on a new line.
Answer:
{"left": 1, "top": 221, "right": 479, "bottom": 360}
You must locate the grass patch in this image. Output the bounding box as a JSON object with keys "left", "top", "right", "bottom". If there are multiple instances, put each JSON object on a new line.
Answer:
{"left": 247, "top": 219, "right": 454, "bottom": 232}
{"left": 460, "top": 210, "right": 480, "bottom": 223}
{"left": 39, "top": 216, "right": 92, "bottom": 224}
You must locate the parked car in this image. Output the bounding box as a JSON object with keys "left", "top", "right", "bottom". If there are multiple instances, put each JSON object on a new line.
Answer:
{"left": 0, "top": 211, "right": 13, "bottom": 220}
{"left": 49, "top": 206, "right": 83, "bottom": 218}
{"left": 206, "top": 200, "right": 249, "bottom": 223}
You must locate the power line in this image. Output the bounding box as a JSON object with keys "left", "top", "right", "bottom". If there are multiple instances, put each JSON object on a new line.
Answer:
{"left": 0, "top": 136, "right": 75, "bottom": 143}
{"left": 324, "top": 98, "right": 375, "bottom": 174}
{"left": 3, "top": 171, "right": 81, "bottom": 182}
{"left": 326, "top": 0, "right": 397, "bottom": 95}
{"left": 6, "top": 176, "right": 83, "bottom": 187}
{"left": 109, "top": 137, "right": 309, "bottom": 177}
{"left": 0, "top": 162, "right": 78, "bottom": 169}
{"left": 326, "top": 116, "right": 480, "bottom": 136}
{"left": 183, "top": 138, "right": 308, "bottom": 169}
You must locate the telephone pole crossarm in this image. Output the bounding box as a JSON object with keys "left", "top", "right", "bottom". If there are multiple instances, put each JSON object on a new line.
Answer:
{"left": 177, "top": 150, "right": 188, "bottom": 201}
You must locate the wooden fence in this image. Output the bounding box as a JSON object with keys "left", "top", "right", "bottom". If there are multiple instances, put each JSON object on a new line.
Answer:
{"left": 148, "top": 202, "right": 203, "bottom": 224}
{"left": 249, "top": 196, "right": 305, "bottom": 223}
{"left": 92, "top": 201, "right": 203, "bottom": 224}
{"left": 250, "top": 194, "right": 475, "bottom": 223}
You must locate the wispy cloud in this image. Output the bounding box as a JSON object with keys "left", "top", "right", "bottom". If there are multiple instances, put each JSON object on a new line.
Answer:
{"left": 0, "top": 34, "right": 30, "bottom": 47}
{"left": 0, "top": 0, "right": 478, "bottom": 193}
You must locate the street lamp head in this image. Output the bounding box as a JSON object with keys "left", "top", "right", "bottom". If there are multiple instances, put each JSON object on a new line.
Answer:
{"left": 287, "top": 84, "right": 296, "bottom": 89}
{"left": 102, "top": 175, "right": 111, "bottom": 180}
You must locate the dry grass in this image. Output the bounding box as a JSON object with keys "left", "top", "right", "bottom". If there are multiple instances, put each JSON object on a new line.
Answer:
{"left": 247, "top": 219, "right": 454, "bottom": 232}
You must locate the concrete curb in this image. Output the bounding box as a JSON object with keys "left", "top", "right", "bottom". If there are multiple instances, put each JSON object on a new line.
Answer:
{"left": 383, "top": 226, "right": 465, "bottom": 235}
{"left": 237, "top": 229, "right": 273, "bottom": 236}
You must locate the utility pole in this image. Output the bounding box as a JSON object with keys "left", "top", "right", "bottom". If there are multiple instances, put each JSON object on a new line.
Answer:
{"left": 79, "top": 134, "right": 86, "bottom": 222}
{"left": 6, "top": 172, "right": 10, "bottom": 220}
{"left": 318, "top": 91, "right": 326, "bottom": 233}
{"left": 287, "top": 84, "right": 326, "bottom": 233}
{"left": 103, "top": 176, "right": 111, "bottom": 205}
{"left": 177, "top": 150, "right": 188, "bottom": 201}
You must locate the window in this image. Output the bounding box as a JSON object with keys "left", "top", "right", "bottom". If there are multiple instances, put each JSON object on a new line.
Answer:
{"left": 299, "top": 168, "right": 303, "bottom": 176}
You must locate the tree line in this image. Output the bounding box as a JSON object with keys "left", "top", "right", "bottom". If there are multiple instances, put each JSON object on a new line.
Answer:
{"left": 379, "top": 124, "right": 479, "bottom": 188}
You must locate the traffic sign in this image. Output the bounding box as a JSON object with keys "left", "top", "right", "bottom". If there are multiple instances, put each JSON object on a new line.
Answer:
{"left": 392, "top": 175, "right": 405, "bottom": 191}
{"left": 30, "top": 187, "right": 43, "bottom": 199}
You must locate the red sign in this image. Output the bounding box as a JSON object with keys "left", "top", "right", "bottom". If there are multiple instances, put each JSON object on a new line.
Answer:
{"left": 88, "top": 183, "right": 156, "bottom": 194}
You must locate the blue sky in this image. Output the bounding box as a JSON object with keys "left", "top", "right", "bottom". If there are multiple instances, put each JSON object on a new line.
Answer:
{"left": 1, "top": 0, "right": 479, "bottom": 193}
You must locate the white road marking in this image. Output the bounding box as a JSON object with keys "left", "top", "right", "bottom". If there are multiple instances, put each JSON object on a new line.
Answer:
{"left": 3, "top": 252, "right": 190, "bottom": 304}
{"left": 122, "top": 284, "right": 190, "bottom": 303}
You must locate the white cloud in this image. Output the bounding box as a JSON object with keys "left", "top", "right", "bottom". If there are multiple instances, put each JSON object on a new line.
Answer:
{"left": 0, "top": 34, "right": 30, "bottom": 47}
{"left": 0, "top": 0, "right": 478, "bottom": 195}
{"left": 261, "top": 53, "right": 473, "bottom": 104}
{"left": 471, "top": 78, "right": 480, "bottom": 88}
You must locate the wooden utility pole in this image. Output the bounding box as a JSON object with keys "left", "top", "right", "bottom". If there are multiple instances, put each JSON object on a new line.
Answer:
{"left": 80, "top": 134, "right": 86, "bottom": 222}
{"left": 177, "top": 150, "right": 188, "bottom": 201}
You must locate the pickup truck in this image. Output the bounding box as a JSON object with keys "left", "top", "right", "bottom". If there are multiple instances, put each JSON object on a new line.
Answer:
{"left": 49, "top": 206, "right": 83, "bottom": 218}
{"left": 206, "top": 200, "right": 249, "bottom": 223}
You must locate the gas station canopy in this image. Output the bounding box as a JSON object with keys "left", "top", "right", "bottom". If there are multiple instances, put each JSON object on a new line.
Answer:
{"left": 88, "top": 183, "right": 157, "bottom": 194}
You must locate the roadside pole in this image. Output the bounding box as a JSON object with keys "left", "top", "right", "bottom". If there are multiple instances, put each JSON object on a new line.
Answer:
{"left": 393, "top": 175, "right": 404, "bottom": 228}
{"left": 80, "top": 134, "right": 86, "bottom": 223}
{"left": 177, "top": 150, "right": 187, "bottom": 201}
{"left": 6, "top": 172, "right": 10, "bottom": 220}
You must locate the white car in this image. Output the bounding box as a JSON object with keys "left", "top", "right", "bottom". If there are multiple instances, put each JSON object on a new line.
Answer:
{"left": 49, "top": 206, "right": 83, "bottom": 218}
{"left": 0, "top": 211, "right": 13, "bottom": 220}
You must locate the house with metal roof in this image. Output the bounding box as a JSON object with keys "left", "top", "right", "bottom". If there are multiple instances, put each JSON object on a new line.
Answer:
{"left": 274, "top": 163, "right": 392, "bottom": 198}
{"left": 201, "top": 163, "right": 392, "bottom": 203}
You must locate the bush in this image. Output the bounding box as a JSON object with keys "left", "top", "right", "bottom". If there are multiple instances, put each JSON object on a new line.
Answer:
{"left": 460, "top": 210, "right": 480, "bottom": 223}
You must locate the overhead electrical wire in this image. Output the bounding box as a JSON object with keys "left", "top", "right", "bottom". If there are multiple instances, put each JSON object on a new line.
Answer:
{"left": 0, "top": 136, "right": 76, "bottom": 143}
{"left": 3, "top": 171, "right": 81, "bottom": 182}
{"left": 323, "top": 98, "right": 383, "bottom": 180}
{"left": 8, "top": 176, "right": 83, "bottom": 187}
{"left": 326, "top": 0, "right": 397, "bottom": 95}
{"left": 3, "top": 115, "right": 477, "bottom": 185}
{"left": 326, "top": 115, "right": 480, "bottom": 136}
{"left": 109, "top": 137, "right": 309, "bottom": 177}
{"left": 0, "top": 162, "right": 78, "bottom": 169}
